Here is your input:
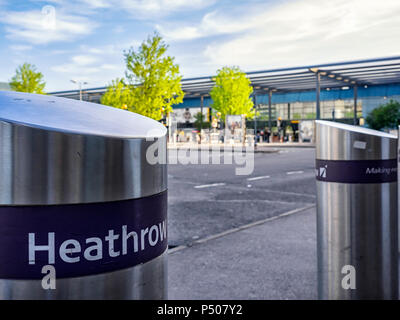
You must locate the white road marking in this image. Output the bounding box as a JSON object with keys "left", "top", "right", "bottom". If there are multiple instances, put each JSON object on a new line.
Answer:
{"left": 286, "top": 170, "right": 304, "bottom": 175}
{"left": 169, "top": 204, "right": 316, "bottom": 254}
{"left": 247, "top": 175, "right": 271, "bottom": 181}
{"left": 194, "top": 183, "right": 226, "bottom": 189}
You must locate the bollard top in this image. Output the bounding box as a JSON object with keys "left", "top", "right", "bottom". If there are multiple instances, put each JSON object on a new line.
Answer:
{"left": 316, "top": 120, "right": 396, "bottom": 138}
{"left": 316, "top": 120, "right": 397, "bottom": 160}
{"left": 0, "top": 91, "right": 166, "bottom": 139}
{"left": 0, "top": 91, "right": 167, "bottom": 205}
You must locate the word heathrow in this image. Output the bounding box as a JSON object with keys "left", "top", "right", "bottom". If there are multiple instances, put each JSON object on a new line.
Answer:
{"left": 28, "top": 221, "right": 167, "bottom": 264}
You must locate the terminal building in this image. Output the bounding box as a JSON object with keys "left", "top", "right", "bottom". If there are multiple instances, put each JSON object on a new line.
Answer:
{"left": 0, "top": 82, "right": 11, "bottom": 91}
{"left": 50, "top": 56, "right": 400, "bottom": 141}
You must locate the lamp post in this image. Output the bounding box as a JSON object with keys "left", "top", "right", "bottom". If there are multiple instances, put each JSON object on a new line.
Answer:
{"left": 70, "top": 80, "right": 88, "bottom": 101}
{"left": 253, "top": 94, "right": 257, "bottom": 147}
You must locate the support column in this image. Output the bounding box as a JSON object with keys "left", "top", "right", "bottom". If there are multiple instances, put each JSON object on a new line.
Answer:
{"left": 316, "top": 72, "right": 321, "bottom": 120}
{"left": 200, "top": 94, "right": 204, "bottom": 144}
{"left": 353, "top": 85, "right": 358, "bottom": 125}
{"left": 268, "top": 90, "right": 272, "bottom": 137}
{"left": 253, "top": 94, "right": 257, "bottom": 146}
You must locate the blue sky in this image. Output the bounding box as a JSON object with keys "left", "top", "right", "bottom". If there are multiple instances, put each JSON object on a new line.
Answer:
{"left": 1, "top": 0, "right": 400, "bottom": 92}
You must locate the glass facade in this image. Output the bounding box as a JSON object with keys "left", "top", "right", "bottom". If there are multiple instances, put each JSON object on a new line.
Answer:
{"left": 257, "top": 99, "right": 362, "bottom": 121}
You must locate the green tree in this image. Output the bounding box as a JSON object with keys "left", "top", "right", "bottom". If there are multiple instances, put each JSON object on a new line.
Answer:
{"left": 101, "top": 78, "right": 133, "bottom": 111}
{"left": 305, "top": 112, "right": 316, "bottom": 119}
{"left": 292, "top": 112, "right": 301, "bottom": 120}
{"left": 193, "top": 112, "right": 210, "bottom": 131}
{"left": 123, "top": 32, "right": 184, "bottom": 120}
{"left": 210, "top": 66, "right": 254, "bottom": 120}
{"left": 9, "top": 63, "right": 46, "bottom": 94}
{"left": 366, "top": 99, "right": 400, "bottom": 130}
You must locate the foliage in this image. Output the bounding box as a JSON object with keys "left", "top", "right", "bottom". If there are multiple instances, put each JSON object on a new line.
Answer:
{"left": 258, "top": 114, "right": 270, "bottom": 121}
{"left": 366, "top": 99, "right": 400, "bottom": 130}
{"left": 9, "top": 63, "right": 46, "bottom": 94}
{"left": 210, "top": 66, "right": 254, "bottom": 120}
{"left": 285, "top": 125, "right": 293, "bottom": 133}
{"left": 193, "top": 112, "right": 211, "bottom": 131}
{"left": 122, "top": 32, "right": 184, "bottom": 120}
{"left": 292, "top": 113, "right": 301, "bottom": 120}
{"left": 100, "top": 78, "right": 133, "bottom": 110}
{"left": 344, "top": 111, "right": 355, "bottom": 118}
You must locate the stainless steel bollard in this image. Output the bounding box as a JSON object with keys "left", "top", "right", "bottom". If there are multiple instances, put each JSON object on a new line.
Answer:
{"left": 0, "top": 91, "right": 167, "bottom": 299}
{"left": 316, "top": 120, "right": 398, "bottom": 300}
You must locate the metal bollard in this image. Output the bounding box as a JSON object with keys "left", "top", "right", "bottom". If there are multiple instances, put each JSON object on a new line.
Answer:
{"left": 316, "top": 120, "right": 398, "bottom": 300}
{"left": 0, "top": 91, "right": 167, "bottom": 299}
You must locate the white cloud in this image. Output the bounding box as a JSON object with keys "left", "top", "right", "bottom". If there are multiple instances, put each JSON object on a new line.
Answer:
{"left": 10, "top": 44, "right": 33, "bottom": 51}
{"left": 113, "top": 25, "right": 125, "bottom": 34}
{"left": 158, "top": 9, "right": 257, "bottom": 41}
{"left": 81, "top": 0, "right": 111, "bottom": 8}
{"left": 80, "top": 44, "right": 120, "bottom": 55}
{"left": 51, "top": 60, "right": 121, "bottom": 78}
{"left": 1, "top": 8, "right": 97, "bottom": 44}
{"left": 210, "top": 0, "right": 400, "bottom": 68}
{"left": 0, "top": 0, "right": 215, "bottom": 47}
{"left": 49, "top": 45, "right": 124, "bottom": 89}
{"left": 117, "top": 0, "right": 216, "bottom": 18}
{"left": 158, "top": 0, "right": 400, "bottom": 74}
{"left": 71, "top": 54, "right": 99, "bottom": 65}
{"left": 52, "top": 53, "right": 105, "bottom": 73}
{"left": 157, "top": 24, "right": 203, "bottom": 41}
{"left": 99, "top": 63, "right": 119, "bottom": 70}
{"left": 42, "top": 0, "right": 215, "bottom": 18}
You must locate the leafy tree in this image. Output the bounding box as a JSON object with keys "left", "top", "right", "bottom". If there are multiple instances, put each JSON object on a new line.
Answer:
{"left": 366, "top": 99, "right": 400, "bottom": 130}
{"left": 123, "top": 32, "right": 184, "bottom": 120}
{"left": 101, "top": 78, "right": 133, "bottom": 110}
{"left": 9, "top": 63, "right": 46, "bottom": 94}
{"left": 305, "top": 112, "right": 316, "bottom": 119}
{"left": 193, "top": 112, "right": 210, "bottom": 131}
{"left": 210, "top": 66, "right": 254, "bottom": 120}
{"left": 292, "top": 112, "right": 301, "bottom": 120}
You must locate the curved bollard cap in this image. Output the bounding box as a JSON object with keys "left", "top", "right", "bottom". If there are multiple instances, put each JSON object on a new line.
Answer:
{"left": 0, "top": 90, "right": 167, "bottom": 205}
{"left": 316, "top": 120, "right": 397, "bottom": 161}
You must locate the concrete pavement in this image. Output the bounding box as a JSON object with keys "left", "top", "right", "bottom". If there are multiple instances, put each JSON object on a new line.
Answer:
{"left": 168, "top": 205, "right": 317, "bottom": 300}
{"left": 167, "top": 148, "right": 316, "bottom": 248}
{"left": 167, "top": 147, "right": 317, "bottom": 299}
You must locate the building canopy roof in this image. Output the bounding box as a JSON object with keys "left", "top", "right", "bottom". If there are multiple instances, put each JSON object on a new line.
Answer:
{"left": 50, "top": 56, "right": 400, "bottom": 99}
{"left": 181, "top": 56, "right": 400, "bottom": 97}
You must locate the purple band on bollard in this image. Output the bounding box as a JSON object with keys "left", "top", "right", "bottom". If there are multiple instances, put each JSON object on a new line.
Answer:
{"left": 316, "top": 159, "right": 397, "bottom": 183}
{"left": 0, "top": 191, "right": 167, "bottom": 279}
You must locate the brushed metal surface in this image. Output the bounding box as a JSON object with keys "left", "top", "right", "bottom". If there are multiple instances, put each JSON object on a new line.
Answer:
{"left": 316, "top": 120, "right": 397, "bottom": 160}
{"left": 0, "top": 91, "right": 168, "bottom": 299}
{"left": 0, "top": 91, "right": 167, "bottom": 205}
{"left": 0, "top": 250, "right": 167, "bottom": 300}
{"left": 317, "top": 182, "right": 398, "bottom": 299}
{"left": 0, "top": 90, "right": 166, "bottom": 139}
{"left": 316, "top": 120, "right": 398, "bottom": 300}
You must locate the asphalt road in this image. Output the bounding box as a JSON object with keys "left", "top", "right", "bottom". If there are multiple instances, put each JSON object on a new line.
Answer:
{"left": 167, "top": 147, "right": 316, "bottom": 248}
{"left": 168, "top": 206, "right": 317, "bottom": 299}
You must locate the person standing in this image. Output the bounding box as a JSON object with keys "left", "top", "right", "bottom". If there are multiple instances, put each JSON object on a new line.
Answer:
{"left": 265, "top": 128, "right": 271, "bottom": 143}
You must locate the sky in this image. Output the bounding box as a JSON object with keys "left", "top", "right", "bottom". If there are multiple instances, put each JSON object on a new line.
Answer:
{"left": 0, "top": 0, "right": 400, "bottom": 92}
